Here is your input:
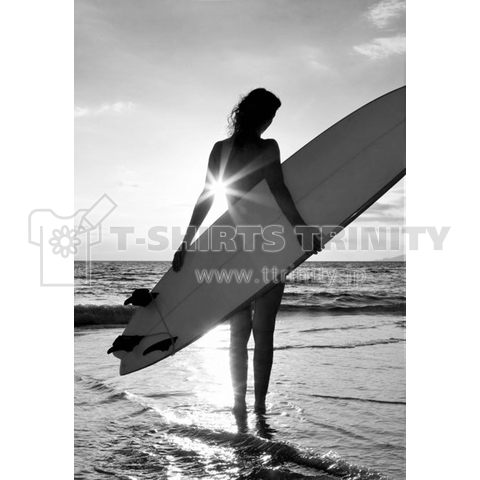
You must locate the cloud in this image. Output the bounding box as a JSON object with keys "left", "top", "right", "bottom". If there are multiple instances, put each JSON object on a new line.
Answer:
{"left": 74, "top": 101, "right": 136, "bottom": 118}
{"left": 358, "top": 197, "right": 405, "bottom": 225}
{"left": 74, "top": 106, "right": 88, "bottom": 117}
{"left": 118, "top": 181, "right": 142, "bottom": 188}
{"left": 366, "top": 0, "right": 406, "bottom": 29}
{"left": 353, "top": 35, "right": 405, "bottom": 60}
{"left": 355, "top": 1, "right": 405, "bottom": 61}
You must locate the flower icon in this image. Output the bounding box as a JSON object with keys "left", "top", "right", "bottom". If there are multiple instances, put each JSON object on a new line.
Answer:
{"left": 49, "top": 225, "right": 81, "bottom": 258}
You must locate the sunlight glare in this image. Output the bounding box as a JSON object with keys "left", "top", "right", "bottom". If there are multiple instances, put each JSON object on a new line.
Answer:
{"left": 195, "top": 325, "right": 233, "bottom": 409}
{"left": 203, "top": 180, "right": 229, "bottom": 227}
{"left": 212, "top": 179, "right": 227, "bottom": 198}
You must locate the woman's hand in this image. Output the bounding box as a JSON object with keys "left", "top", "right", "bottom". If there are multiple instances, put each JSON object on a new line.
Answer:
{"left": 172, "top": 242, "right": 187, "bottom": 272}
{"left": 294, "top": 223, "right": 322, "bottom": 254}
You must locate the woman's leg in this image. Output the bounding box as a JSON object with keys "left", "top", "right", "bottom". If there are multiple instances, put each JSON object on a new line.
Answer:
{"left": 229, "top": 304, "right": 253, "bottom": 413}
{"left": 252, "top": 282, "right": 285, "bottom": 413}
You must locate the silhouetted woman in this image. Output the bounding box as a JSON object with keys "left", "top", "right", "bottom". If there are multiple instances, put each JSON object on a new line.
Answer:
{"left": 173, "top": 88, "right": 318, "bottom": 417}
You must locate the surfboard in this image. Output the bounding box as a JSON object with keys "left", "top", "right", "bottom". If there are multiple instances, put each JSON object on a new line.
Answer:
{"left": 109, "top": 86, "right": 406, "bottom": 375}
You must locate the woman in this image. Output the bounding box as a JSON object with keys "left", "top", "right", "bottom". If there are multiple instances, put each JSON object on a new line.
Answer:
{"left": 172, "top": 88, "right": 319, "bottom": 416}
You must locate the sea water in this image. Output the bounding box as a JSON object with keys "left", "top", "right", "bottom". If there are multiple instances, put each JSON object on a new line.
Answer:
{"left": 75, "top": 261, "right": 405, "bottom": 479}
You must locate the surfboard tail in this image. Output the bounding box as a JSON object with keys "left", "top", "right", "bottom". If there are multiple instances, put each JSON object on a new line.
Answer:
{"left": 124, "top": 288, "right": 158, "bottom": 306}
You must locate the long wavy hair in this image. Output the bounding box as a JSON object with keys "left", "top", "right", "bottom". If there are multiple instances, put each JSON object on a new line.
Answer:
{"left": 227, "top": 88, "right": 281, "bottom": 147}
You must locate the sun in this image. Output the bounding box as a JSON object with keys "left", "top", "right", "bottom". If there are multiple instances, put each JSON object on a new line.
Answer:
{"left": 203, "top": 179, "right": 229, "bottom": 226}
{"left": 211, "top": 179, "right": 227, "bottom": 198}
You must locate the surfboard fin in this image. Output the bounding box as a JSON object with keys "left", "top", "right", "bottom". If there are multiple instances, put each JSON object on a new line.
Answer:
{"left": 107, "top": 335, "right": 143, "bottom": 354}
{"left": 143, "top": 337, "right": 178, "bottom": 355}
{"left": 124, "top": 288, "right": 159, "bottom": 307}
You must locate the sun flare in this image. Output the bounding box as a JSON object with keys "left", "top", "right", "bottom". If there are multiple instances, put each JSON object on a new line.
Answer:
{"left": 211, "top": 179, "right": 227, "bottom": 198}
{"left": 202, "top": 179, "right": 229, "bottom": 227}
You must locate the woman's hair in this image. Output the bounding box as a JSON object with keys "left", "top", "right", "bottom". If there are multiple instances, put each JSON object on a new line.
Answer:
{"left": 228, "top": 88, "right": 281, "bottom": 145}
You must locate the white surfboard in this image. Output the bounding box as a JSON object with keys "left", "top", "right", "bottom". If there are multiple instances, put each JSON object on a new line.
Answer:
{"left": 109, "top": 86, "right": 406, "bottom": 375}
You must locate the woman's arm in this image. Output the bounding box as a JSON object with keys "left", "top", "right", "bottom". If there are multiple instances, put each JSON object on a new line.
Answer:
{"left": 172, "top": 143, "right": 220, "bottom": 272}
{"left": 262, "top": 140, "right": 321, "bottom": 252}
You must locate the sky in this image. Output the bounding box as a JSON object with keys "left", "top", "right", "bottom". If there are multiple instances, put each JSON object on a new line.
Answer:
{"left": 75, "top": 0, "right": 406, "bottom": 261}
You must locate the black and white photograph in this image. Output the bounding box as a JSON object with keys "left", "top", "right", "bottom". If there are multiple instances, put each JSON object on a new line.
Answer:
{"left": 73, "top": 1, "right": 407, "bottom": 479}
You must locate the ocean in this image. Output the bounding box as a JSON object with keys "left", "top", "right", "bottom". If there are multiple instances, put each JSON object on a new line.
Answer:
{"left": 75, "top": 260, "right": 406, "bottom": 479}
